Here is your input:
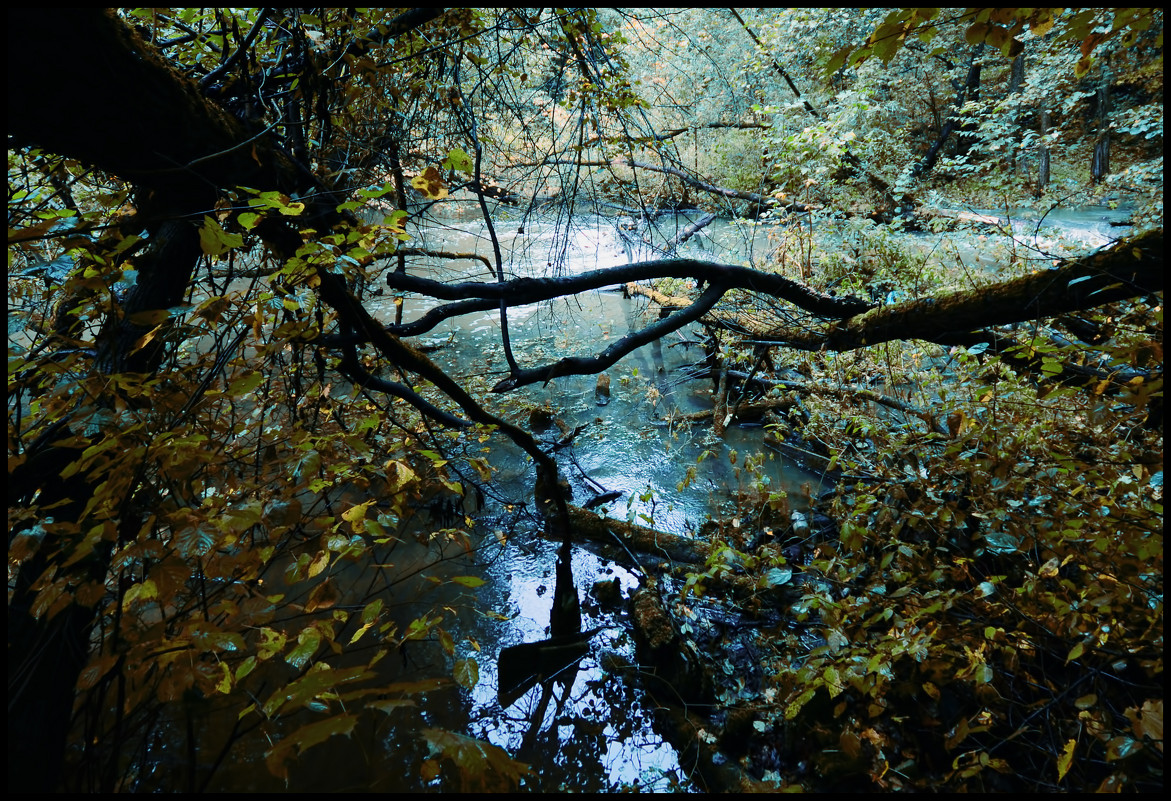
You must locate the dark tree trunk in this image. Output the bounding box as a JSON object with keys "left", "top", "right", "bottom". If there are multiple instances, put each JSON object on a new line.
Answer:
{"left": 7, "top": 12, "right": 548, "bottom": 790}
{"left": 908, "top": 44, "right": 985, "bottom": 182}
{"left": 6, "top": 9, "right": 344, "bottom": 789}
{"left": 1038, "top": 109, "right": 1052, "bottom": 192}
{"left": 1007, "top": 54, "right": 1025, "bottom": 173}
{"left": 767, "top": 230, "right": 1163, "bottom": 353}
{"left": 1091, "top": 75, "right": 1111, "bottom": 183}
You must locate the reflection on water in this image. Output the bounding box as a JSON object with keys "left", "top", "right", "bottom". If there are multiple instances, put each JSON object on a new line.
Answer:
{"left": 320, "top": 208, "right": 826, "bottom": 790}
{"left": 353, "top": 203, "right": 1132, "bottom": 790}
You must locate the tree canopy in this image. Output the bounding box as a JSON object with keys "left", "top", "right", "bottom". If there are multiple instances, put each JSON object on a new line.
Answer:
{"left": 7, "top": 7, "right": 1163, "bottom": 793}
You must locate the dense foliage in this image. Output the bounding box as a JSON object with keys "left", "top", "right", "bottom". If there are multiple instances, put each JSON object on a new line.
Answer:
{"left": 7, "top": 7, "right": 1162, "bottom": 792}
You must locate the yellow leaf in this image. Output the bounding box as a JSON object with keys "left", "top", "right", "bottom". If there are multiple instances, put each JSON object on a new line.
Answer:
{"left": 410, "top": 166, "right": 449, "bottom": 200}
{"left": 454, "top": 657, "right": 478, "bottom": 690}
{"left": 216, "top": 661, "right": 233, "bottom": 694}
{"left": 307, "top": 550, "right": 330, "bottom": 579}
{"left": 1057, "top": 738, "right": 1076, "bottom": 781}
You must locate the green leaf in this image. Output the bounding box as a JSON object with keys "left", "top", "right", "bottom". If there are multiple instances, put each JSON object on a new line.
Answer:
{"left": 361, "top": 599, "right": 384, "bottom": 625}
{"left": 199, "top": 216, "right": 244, "bottom": 257}
{"left": 786, "top": 687, "right": 817, "bottom": 720}
{"left": 286, "top": 627, "right": 322, "bottom": 669}
{"left": 823, "top": 44, "right": 854, "bottom": 77}
{"left": 443, "top": 148, "right": 474, "bottom": 173}
{"left": 236, "top": 655, "right": 258, "bottom": 682}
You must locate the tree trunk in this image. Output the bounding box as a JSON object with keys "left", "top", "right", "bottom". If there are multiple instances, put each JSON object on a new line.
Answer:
{"left": 1038, "top": 109, "right": 1052, "bottom": 192}
{"left": 1008, "top": 54, "right": 1025, "bottom": 173}
{"left": 1091, "top": 72, "right": 1111, "bottom": 184}
{"left": 907, "top": 44, "right": 985, "bottom": 183}
{"left": 5, "top": 8, "right": 436, "bottom": 790}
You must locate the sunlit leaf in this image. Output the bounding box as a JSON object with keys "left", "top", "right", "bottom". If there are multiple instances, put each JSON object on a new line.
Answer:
{"left": 443, "top": 148, "right": 474, "bottom": 173}
{"left": 286, "top": 627, "right": 322, "bottom": 669}
{"left": 411, "top": 166, "right": 449, "bottom": 200}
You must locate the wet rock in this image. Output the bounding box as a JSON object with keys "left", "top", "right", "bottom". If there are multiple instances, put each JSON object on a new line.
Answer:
{"left": 590, "top": 577, "right": 623, "bottom": 610}
{"left": 595, "top": 373, "right": 611, "bottom": 406}
{"left": 528, "top": 403, "right": 556, "bottom": 430}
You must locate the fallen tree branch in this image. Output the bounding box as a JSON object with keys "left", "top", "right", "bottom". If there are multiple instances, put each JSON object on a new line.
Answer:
{"left": 760, "top": 229, "right": 1163, "bottom": 352}
{"left": 505, "top": 156, "right": 811, "bottom": 213}
{"left": 620, "top": 158, "right": 812, "bottom": 213}
{"left": 666, "top": 211, "right": 717, "bottom": 251}
{"left": 384, "top": 257, "right": 871, "bottom": 319}
{"left": 491, "top": 282, "right": 730, "bottom": 391}
{"left": 395, "top": 247, "right": 494, "bottom": 272}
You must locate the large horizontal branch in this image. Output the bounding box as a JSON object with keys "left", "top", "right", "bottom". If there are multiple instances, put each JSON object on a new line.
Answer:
{"left": 761, "top": 230, "right": 1163, "bottom": 351}
{"left": 384, "top": 258, "right": 872, "bottom": 320}
{"left": 382, "top": 233, "right": 1160, "bottom": 400}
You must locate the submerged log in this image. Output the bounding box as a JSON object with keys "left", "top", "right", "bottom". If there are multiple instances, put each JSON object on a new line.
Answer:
{"left": 566, "top": 505, "right": 713, "bottom": 566}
